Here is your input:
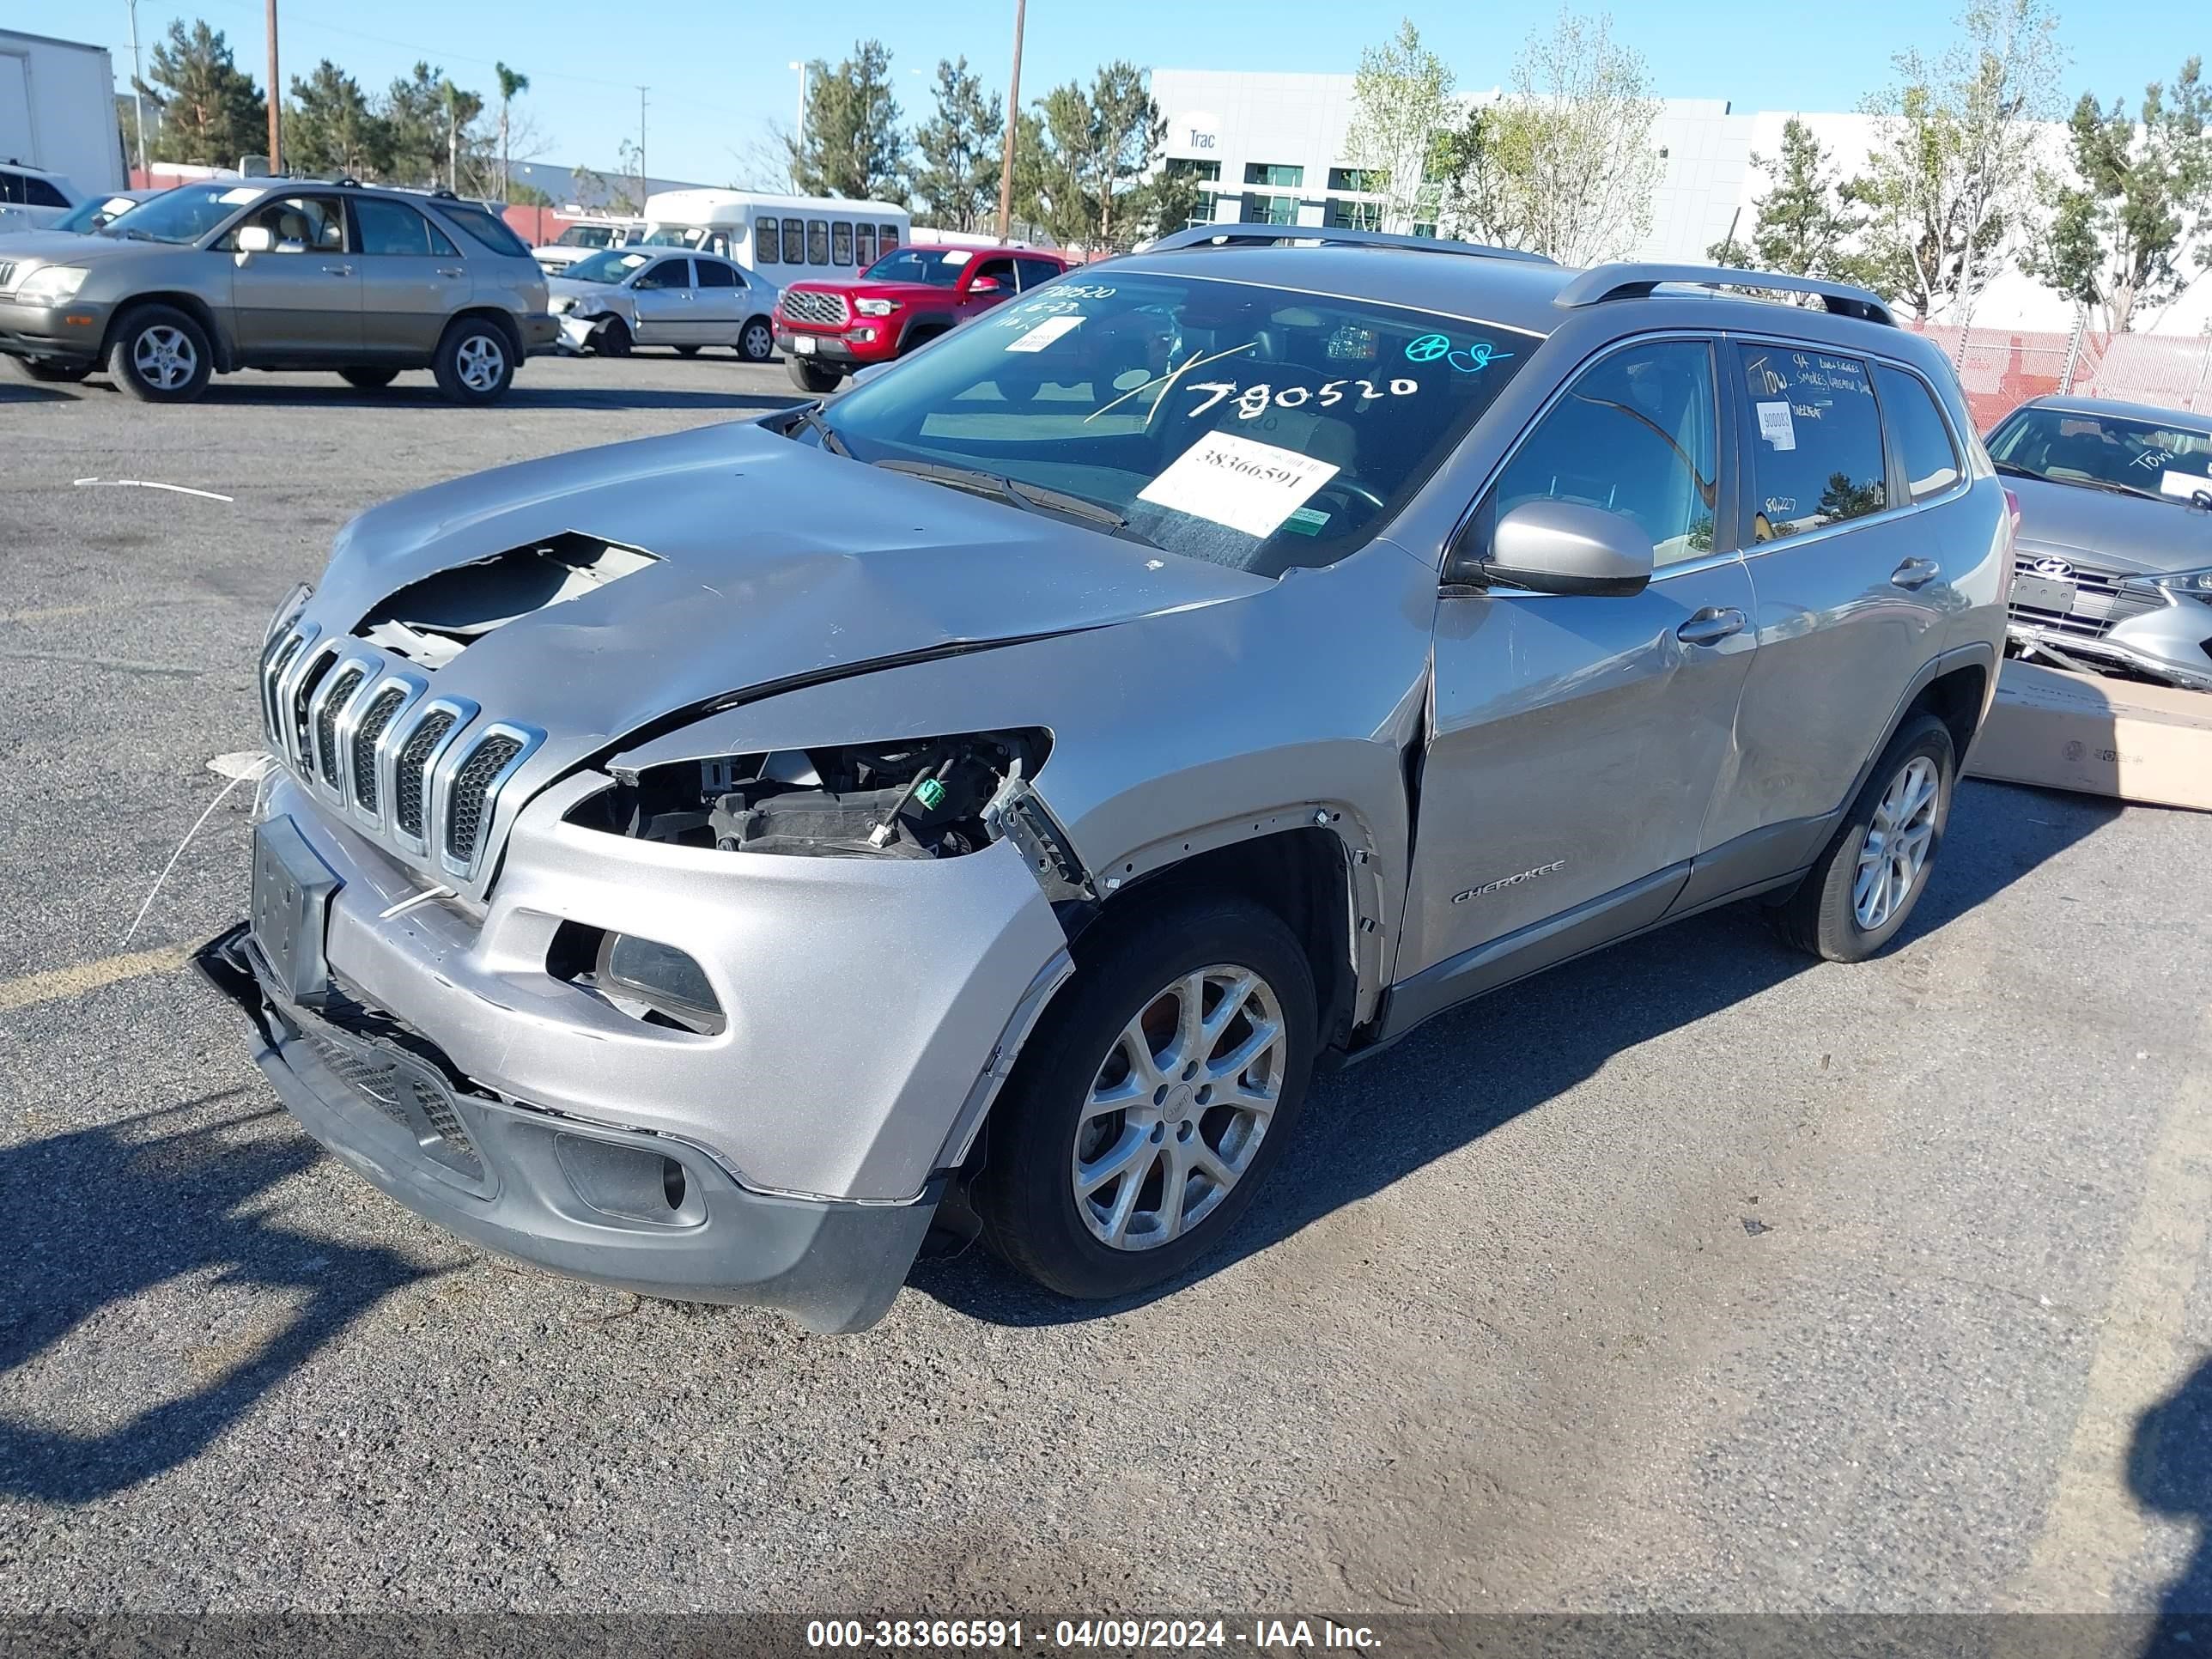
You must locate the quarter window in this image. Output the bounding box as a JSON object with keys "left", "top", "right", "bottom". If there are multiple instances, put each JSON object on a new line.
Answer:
{"left": 781, "top": 219, "right": 805, "bottom": 264}
{"left": 831, "top": 222, "right": 853, "bottom": 265}
{"left": 1739, "top": 346, "right": 1891, "bottom": 540}
{"left": 756, "top": 218, "right": 781, "bottom": 262}
{"left": 1490, "top": 339, "right": 1719, "bottom": 567}
{"left": 806, "top": 219, "right": 829, "bottom": 264}
{"left": 1875, "top": 363, "right": 1962, "bottom": 501}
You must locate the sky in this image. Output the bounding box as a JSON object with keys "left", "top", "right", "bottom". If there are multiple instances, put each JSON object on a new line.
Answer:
{"left": 70, "top": 0, "right": 2197, "bottom": 188}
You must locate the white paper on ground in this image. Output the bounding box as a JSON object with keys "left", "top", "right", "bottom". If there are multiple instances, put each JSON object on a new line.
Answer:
{"left": 1755, "top": 400, "right": 1796, "bottom": 451}
{"left": 1136, "top": 430, "right": 1341, "bottom": 538}
{"left": 1004, "top": 315, "right": 1085, "bottom": 352}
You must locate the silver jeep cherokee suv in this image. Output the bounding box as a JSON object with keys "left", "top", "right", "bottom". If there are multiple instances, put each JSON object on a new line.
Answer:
{"left": 199, "top": 230, "right": 2010, "bottom": 1331}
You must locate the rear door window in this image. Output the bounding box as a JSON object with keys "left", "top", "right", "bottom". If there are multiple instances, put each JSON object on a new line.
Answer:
{"left": 1875, "top": 363, "right": 1963, "bottom": 501}
{"left": 696, "top": 258, "right": 738, "bottom": 288}
{"left": 0, "top": 171, "right": 22, "bottom": 206}
{"left": 1015, "top": 257, "right": 1063, "bottom": 290}
{"left": 22, "top": 173, "right": 68, "bottom": 209}
{"left": 355, "top": 198, "right": 457, "bottom": 256}
{"left": 1737, "top": 345, "right": 1891, "bottom": 541}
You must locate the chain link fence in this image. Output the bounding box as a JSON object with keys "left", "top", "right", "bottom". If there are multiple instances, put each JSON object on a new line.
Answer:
{"left": 1906, "top": 319, "right": 2212, "bottom": 430}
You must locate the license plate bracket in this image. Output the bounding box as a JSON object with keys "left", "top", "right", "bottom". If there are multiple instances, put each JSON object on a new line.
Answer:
{"left": 793, "top": 334, "right": 817, "bottom": 355}
{"left": 2012, "top": 571, "right": 2078, "bottom": 615}
{"left": 251, "top": 816, "right": 342, "bottom": 1004}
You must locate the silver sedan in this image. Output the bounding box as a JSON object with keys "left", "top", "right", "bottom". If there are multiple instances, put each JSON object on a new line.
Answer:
{"left": 548, "top": 248, "right": 779, "bottom": 362}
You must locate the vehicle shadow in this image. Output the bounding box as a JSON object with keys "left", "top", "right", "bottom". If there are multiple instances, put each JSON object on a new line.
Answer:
{"left": 0, "top": 1089, "right": 427, "bottom": 1501}
{"left": 0, "top": 382, "right": 76, "bottom": 405}
{"left": 915, "top": 777, "right": 2125, "bottom": 1326}
{"left": 52, "top": 380, "right": 803, "bottom": 414}
{"left": 2130, "top": 1353, "right": 2212, "bottom": 1644}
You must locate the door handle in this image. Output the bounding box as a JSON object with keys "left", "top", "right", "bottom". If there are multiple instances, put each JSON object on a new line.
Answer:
{"left": 321, "top": 264, "right": 354, "bottom": 276}
{"left": 434, "top": 266, "right": 465, "bottom": 278}
{"left": 1891, "top": 557, "right": 1942, "bottom": 589}
{"left": 1676, "top": 606, "right": 1747, "bottom": 646}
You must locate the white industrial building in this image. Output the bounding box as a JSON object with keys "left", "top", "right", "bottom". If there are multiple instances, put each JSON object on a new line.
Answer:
{"left": 1150, "top": 68, "right": 2212, "bottom": 335}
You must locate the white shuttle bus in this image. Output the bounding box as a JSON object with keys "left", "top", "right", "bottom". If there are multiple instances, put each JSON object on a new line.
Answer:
{"left": 639, "top": 189, "right": 912, "bottom": 283}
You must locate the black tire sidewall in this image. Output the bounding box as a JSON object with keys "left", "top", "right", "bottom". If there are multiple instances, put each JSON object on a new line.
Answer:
{"left": 1802, "top": 714, "right": 1955, "bottom": 960}
{"left": 785, "top": 355, "right": 841, "bottom": 392}
{"left": 594, "top": 318, "right": 631, "bottom": 358}
{"left": 106, "top": 306, "right": 212, "bottom": 403}
{"left": 433, "top": 319, "right": 514, "bottom": 404}
{"left": 975, "top": 896, "right": 1318, "bottom": 1300}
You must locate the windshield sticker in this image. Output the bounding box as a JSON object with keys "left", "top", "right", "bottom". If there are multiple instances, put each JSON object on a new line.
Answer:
{"left": 1005, "top": 314, "right": 1085, "bottom": 353}
{"left": 217, "top": 186, "right": 264, "bottom": 204}
{"left": 1283, "top": 505, "right": 1332, "bottom": 537}
{"left": 1136, "top": 430, "right": 1341, "bottom": 538}
{"left": 1755, "top": 400, "right": 1797, "bottom": 452}
{"left": 1406, "top": 332, "right": 1513, "bottom": 372}
{"left": 1183, "top": 377, "right": 1419, "bottom": 419}
{"left": 2162, "top": 469, "right": 2212, "bottom": 500}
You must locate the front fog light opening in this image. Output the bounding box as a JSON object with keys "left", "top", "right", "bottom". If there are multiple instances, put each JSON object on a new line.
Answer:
{"left": 549, "top": 921, "right": 726, "bottom": 1035}
{"left": 554, "top": 1133, "right": 708, "bottom": 1227}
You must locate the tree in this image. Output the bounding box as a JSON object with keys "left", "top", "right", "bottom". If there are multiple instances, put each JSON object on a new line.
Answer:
{"left": 1088, "top": 63, "right": 1164, "bottom": 251}
{"left": 1442, "top": 10, "right": 1662, "bottom": 264}
{"left": 139, "top": 20, "right": 264, "bottom": 167}
{"left": 1850, "top": 0, "right": 2063, "bottom": 322}
{"left": 440, "top": 77, "right": 483, "bottom": 193}
{"left": 910, "top": 58, "right": 1003, "bottom": 233}
{"left": 1707, "top": 118, "right": 1874, "bottom": 289}
{"left": 1343, "top": 19, "right": 1455, "bottom": 235}
{"left": 381, "top": 63, "right": 451, "bottom": 185}
{"left": 1024, "top": 65, "right": 1167, "bottom": 252}
{"left": 285, "top": 61, "right": 387, "bottom": 180}
{"left": 790, "top": 40, "right": 908, "bottom": 200}
{"left": 495, "top": 63, "right": 530, "bottom": 203}
{"left": 2023, "top": 59, "right": 2212, "bottom": 334}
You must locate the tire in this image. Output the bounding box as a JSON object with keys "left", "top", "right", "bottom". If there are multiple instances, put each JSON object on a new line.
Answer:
{"left": 431, "top": 316, "right": 515, "bottom": 404}
{"left": 10, "top": 357, "right": 91, "bottom": 384}
{"left": 786, "top": 356, "right": 843, "bottom": 394}
{"left": 675, "top": 344, "right": 702, "bottom": 357}
{"left": 105, "top": 304, "right": 213, "bottom": 403}
{"left": 338, "top": 367, "right": 398, "bottom": 389}
{"left": 592, "top": 317, "right": 632, "bottom": 358}
{"left": 973, "top": 896, "right": 1318, "bottom": 1300}
{"left": 738, "top": 316, "right": 775, "bottom": 363}
{"left": 1771, "top": 712, "right": 1955, "bottom": 963}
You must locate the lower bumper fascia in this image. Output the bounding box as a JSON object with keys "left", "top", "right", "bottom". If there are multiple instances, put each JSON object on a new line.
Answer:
{"left": 193, "top": 923, "right": 937, "bottom": 1334}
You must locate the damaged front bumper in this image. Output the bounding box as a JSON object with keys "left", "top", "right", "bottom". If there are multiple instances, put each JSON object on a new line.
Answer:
{"left": 194, "top": 769, "right": 1073, "bottom": 1330}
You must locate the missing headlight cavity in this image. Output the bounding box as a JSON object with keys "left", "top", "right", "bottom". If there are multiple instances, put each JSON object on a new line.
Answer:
{"left": 356, "top": 532, "right": 659, "bottom": 669}
{"left": 576, "top": 729, "right": 1053, "bottom": 862}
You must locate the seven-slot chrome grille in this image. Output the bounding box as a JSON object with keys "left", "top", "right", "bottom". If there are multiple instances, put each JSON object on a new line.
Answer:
{"left": 260, "top": 623, "right": 543, "bottom": 884}
{"left": 779, "top": 288, "right": 849, "bottom": 326}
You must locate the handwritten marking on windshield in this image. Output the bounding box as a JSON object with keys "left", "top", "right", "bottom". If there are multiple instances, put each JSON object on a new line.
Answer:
{"left": 1081, "top": 341, "right": 1260, "bottom": 427}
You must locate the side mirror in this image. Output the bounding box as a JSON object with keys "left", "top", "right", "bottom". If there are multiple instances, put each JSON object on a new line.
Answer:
{"left": 969, "top": 275, "right": 1004, "bottom": 295}
{"left": 1468, "top": 500, "right": 1655, "bottom": 597}
{"left": 235, "top": 224, "right": 273, "bottom": 254}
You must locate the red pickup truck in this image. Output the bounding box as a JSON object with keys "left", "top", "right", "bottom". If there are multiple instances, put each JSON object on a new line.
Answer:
{"left": 774, "top": 244, "right": 1073, "bottom": 392}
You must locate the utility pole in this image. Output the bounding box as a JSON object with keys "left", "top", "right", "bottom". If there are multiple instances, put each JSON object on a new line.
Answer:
{"left": 264, "top": 0, "right": 281, "bottom": 173}
{"left": 637, "top": 86, "right": 648, "bottom": 215}
{"left": 125, "top": 0, "right": 149, "bottom": 177}
{"left": 993, "top": 0, "right": 1026, "bottom": 244}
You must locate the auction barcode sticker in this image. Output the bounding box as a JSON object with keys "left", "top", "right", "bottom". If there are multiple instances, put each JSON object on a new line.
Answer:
{"left": 1755, "top": 400, "right": 1796, "bottom": 451}
{"left": 1137, "top": 430, "right": 1341, "bottom": 538}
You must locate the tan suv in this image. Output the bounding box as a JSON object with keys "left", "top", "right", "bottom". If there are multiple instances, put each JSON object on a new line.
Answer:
{"left": 0, "top": 179, "right": 556, "bottom": 404}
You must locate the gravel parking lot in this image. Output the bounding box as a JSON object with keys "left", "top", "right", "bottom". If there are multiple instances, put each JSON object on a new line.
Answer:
{"left": 1, "top": 350, "right": 2208, "bottom": 1616}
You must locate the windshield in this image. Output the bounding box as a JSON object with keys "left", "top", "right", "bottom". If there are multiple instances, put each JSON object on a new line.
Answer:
{"left": 862, "top": 247, "right": 972, "bottom": 286}
{"left": 556, "top": 225, "right": 611, "bottom": 248}
{"left": 642, "top": 226, "right": 706, "bottom": 248}
{"left": 566, "top": 249, "right": 652, "bottom": 284}
{"left": 102, "top": 183, "right": 258, "bottom": 246}
{"left": 1988, "top": 404, "right": 2212, "bottom": 503}
{"left": 815, "top": 271, "right": 1540, "bottom": 574}
{"left": 56, "top": 193, "right": 146, "bottom": 234}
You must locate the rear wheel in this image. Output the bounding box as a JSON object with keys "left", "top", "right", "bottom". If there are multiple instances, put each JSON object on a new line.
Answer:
{"left": 338, "top": 367, "right": 398, "bottom": 389}
{"left": 786, "top": 356, "right": 842, "bottom": 394}
{"left": 1771, "top": 712, "right": 1955, "bottom": 962}
{"left": 973, "top": 896, "right": 1317, "bottom": 1300}
{"left": 738, "top": 316, "right": 775, "bottom": 363}
{"left": 431, "top": 317, "right": 514, "bottom": 404}
{"left": 106, "top": 305, "right": 212, "bottom": 403}
{"left": 592, "top": 317, "right": 632, "bottom": 358}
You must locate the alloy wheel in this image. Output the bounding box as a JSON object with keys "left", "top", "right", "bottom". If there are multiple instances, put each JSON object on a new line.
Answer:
{"left": 456, "top": 334, "right": 505, "bottom": 392}
{"left": 1072, "top": 964, "right": 1286, "bottom": 1251}
{"left": 1855, "top": 755, "right": 1940, "bottom": 930}
{"left": 743, "top": 322, "right": 774, "bottom": 361}
{"left": 132, "top": 325, "right": 197, "bottom": 390}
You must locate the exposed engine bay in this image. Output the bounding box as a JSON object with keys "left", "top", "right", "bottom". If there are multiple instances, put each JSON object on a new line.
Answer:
{"left": 578, "top": 730, "right": 1054, "bottom": 860}
{"left": 356, "top": 532, "right": 659, "bottom": 669}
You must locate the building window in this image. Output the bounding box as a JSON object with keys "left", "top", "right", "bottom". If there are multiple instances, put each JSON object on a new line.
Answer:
{"left": 1243, "top": 193, "right": 1300, "bottom": 226}
{"left": 1324, "top": 198, "right": 1384, "bottom": 231}
{"left": 1165, "top": 157, "right": 1220, "bottom": 184}
{"left": 1327, "top": 167, "right": 1381, "bottom": 192}
{"left": 1243, "top": 161, "right": 1304, "bottom": 188}
{"left": 1412, "top": 221, "right": 1437, "bottom": 239}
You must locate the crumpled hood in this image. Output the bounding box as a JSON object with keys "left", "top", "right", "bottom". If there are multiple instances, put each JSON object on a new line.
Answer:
{"left": 2009, "top": 473, "right": 2212, "bottom": 574}
{"left": 307, "top": 419, "right": 1268, "bottom": 783}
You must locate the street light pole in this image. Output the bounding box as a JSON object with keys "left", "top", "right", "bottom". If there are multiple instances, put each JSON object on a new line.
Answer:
{"left": 636, "top": 85, "right": 647, "bottom": 210}
{"left": 263, "top": 0, "right": 281, "bottom": 172}
{"left": 125, "top": 0, "right": 149, "bottom": 177}
{"left": 994, "top": 0, "right": 1026, "bottom": 244}
{"left": 788, "top": 60, "right": 808, "bottom": 190}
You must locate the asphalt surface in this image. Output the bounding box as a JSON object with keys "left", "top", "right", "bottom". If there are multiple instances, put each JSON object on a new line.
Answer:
{"left": 1, "top": 349, "right": 2209, "bottom": 1618}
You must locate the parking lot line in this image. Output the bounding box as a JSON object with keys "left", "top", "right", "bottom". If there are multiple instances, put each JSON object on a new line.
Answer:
{"left": 2012, "top": 1023, "right": 2212, "bottom": 1608}
{"left": 0, "top": 944, "right": 196, "bottom": 1016}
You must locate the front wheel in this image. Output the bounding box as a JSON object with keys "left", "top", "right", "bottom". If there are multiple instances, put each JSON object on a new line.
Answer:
{"left": 738, "top": 316, "right": 775, "bottom": 363}
{"left": 106, "top": 305, "right": 213, "bottom": 403}
{"left": 431, "top": 318, "right": 515, "bottom": 404}
{"left": 1771, "top": 711, "right": 1955, "bottom": 962}
{"left": 786, "top": 355, "right": 843, "bottom": 394}
{"left": 592, "top": 317, "right": 632, "bottom": 358}
{"left": 973, "top": 896, "right": 1317, "bottom": 1300}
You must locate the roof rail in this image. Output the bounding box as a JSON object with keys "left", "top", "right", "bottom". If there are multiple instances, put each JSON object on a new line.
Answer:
{"left": 1146, "top": 225, "right": 1554, "bottom": 264}
{"left": 1553, "top": 263, "right": 1896, "bottom": 325}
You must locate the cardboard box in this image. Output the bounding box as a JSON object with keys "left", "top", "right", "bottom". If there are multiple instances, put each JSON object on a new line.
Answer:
{"left": 1966, "top": 659, "right": 2212, "bottom": 811}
